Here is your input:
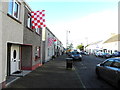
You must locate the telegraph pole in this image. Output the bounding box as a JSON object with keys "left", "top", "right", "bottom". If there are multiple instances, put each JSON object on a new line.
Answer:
{"left": 66, "top": 30, "right": 70, "bottom": 49}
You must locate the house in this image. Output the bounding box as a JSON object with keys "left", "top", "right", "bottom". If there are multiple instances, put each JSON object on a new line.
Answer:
{"left": 42, "top": 27, "right": 55, "bottom": 63}
{"left": 0, "top": 0, "right": 64, "bottom": 89}
{"left": 42, "top": 27, "right": 64, "bottom": 64}
{"left": 22, "top": 1, "right": 42, "bottom": 70}
{"left": 0, "top": 0, "right": 43, "bottom": 88}
{"left": 42, "top": 27, "right": 64, "bottom": 63}
{"left": 85, "top": 40, "right": 103, "bottom": 54}
{"left": 0, "top": 0, "right": 24, "bottom": 88}
{"left": 103, "top": 34, "right": 120, "bottom": 53}
{"left": 86, "top": 34, "right": 120, "bottom": 55}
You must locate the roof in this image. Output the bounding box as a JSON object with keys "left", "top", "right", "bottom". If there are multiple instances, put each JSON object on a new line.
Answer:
{"left": 104, "top": 34, "right": 120, "bottom": 43}
{"left": 108, "top": 57, "right": 120, "bottom": 60}
{"left": 88, "top": 40, "right": 103, "bottom": 45}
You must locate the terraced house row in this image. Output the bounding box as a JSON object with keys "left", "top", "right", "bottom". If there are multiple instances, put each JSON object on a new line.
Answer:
{"left": 0, "top": 0, "right": 64, "bottom": 88}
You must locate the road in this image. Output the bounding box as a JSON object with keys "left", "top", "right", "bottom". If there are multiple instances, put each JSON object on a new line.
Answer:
{"left": 73, "top": 55, "right": 116, "bottom": 89}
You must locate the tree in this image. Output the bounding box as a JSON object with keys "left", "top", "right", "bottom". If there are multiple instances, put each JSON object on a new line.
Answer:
{"left": 76, "top": 43, "right": 84, "bottom": 51}
{"left": 66, "top": 43, "right": 73, "bottom": 50}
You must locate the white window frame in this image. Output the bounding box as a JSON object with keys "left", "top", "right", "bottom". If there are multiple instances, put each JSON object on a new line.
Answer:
{"left": 27, "top": 13, "right": 32, "bottom": 28}
{"left": 36, "top": 28, "right": 40, "bottom": 35}
{"left": 13, "top": 0, "right": 20, "bottom": 19}
{"left": 8, "top": 0, "right": 20, "bottom": 20}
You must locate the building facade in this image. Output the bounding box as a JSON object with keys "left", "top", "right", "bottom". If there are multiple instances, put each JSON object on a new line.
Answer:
{"left": 86, "top": 34, "right": 120, "bottom": 54}
{"left": 0, "top": 0, "right": 64, "bottom": 89}
{"left": 22, "top": 2, "right": 42, "bottom": 70}
{"left": 42, "top": 27, "right": 56, "bottom": 63}
{"left": 1, "top": 0, "right": 24, "bottom": 88}
{"left": 0, "top": 0, "right": 43, "bottom": 88}
{"left": 42, "top": 27, "right": 64, "bottom": 63}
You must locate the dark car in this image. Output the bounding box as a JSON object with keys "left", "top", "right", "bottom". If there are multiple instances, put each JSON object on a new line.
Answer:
{"left": 101, "top": 52, "right": 112, "bottom": 58}
{"left": 96, "top": 57, "right": 120, "bottom": 88}
{"left": 80, "top": 51, "right": 86, "bottom": 55}
{"left": 70, "top": 51, "right": 82, "bottom": 61}
{"left": 112, "top": 52, "right": 120, "bottom": 57}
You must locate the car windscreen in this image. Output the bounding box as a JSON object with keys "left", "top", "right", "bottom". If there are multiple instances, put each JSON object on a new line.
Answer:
{"left": 118, "top": 52, "right": 120, "bottom": 54}
{"left": 72, "top": 52, "right": 79, "bottom": 55}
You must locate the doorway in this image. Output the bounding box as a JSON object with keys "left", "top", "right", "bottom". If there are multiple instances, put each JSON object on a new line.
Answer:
{"left": 10, "top": 44, "right": 20, "bottom": 74}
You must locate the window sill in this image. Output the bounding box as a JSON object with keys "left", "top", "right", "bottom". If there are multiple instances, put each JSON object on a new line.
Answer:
{"left": 26, "top": 26, "right": 34, "bottom": 32}
{"left": 35, "top": 32, "right": 41, "bottom": 36}
{"left": 7, "top": 13, "right": 22, "bottom": 24}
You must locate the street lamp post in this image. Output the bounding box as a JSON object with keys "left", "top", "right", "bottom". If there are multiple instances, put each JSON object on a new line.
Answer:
{"left": 66, "top": 30, "right": 70, "bottom": 49}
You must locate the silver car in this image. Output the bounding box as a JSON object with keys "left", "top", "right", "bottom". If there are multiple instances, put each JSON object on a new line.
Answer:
{"left": 96, "top": 57, "right": 120, "bottom": 88}
{"left": 70, "top": 51, "right": 82, "bottom": 61}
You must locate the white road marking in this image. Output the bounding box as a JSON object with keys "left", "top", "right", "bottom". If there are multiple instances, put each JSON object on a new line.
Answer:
{"left": 73, "top": 66, "right": 86, "bottom": 89}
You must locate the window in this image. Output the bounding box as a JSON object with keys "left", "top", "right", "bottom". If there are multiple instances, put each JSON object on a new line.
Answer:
{"left": 27, "top": 13, "right": 32, "bottom": 28}
{"left": 13, "top": 50, "right": 16, "bottom": 59}
{"left": 8, "top": 0, "right": 13, "bottom": 15}
{"left": 112, "top": 61, "right": 120, "bottom": 68}
{"left": 35, "top": 28, "right": 40, "bottom": 35}
{"left": 8, "top": 0, "right": 20, "bottom": 19}
{"left": 35, "top": 47, "right": 40, "bottom": 60}
{"left": 48, "top": 48, "right": 50, "bottom": 56}
{"left": 104, "top": 60, "right": 113, "bottom": 66}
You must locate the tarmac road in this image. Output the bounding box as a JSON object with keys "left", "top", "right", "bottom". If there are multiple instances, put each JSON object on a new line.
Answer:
{"left": 73, "top": 55, "right": 116, "bottom": 89}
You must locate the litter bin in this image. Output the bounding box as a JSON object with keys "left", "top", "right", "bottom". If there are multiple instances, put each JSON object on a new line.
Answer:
{"left": 66, "top": 58, "right": 73, "bottom": 69}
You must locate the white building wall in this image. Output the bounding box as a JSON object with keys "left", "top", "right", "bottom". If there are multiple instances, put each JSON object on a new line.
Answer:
{"left": 119, "top": 41, "right": 120, "bottom": 51}
{"left": 103, "top": 42, "right": 118, "bottom": 52}
{"left": 1, "top": 1, "right": 24, "bottom": 86}
{"left": 0, "top": 1, "right": 2, "bottom": 87}
{"left": 44, "top": 28, "right": 55, "bottom": 62}
{"left": 118, "top": 1, "right": 120, "bottom": 34}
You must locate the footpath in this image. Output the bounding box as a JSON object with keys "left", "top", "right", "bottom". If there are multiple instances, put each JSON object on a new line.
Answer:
{"left": 4, "top": 54, "right": 84, "bottom": 88}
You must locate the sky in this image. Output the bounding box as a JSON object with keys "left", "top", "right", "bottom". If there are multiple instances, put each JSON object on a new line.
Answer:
{"left": 26, "top": 0, "right": 119, "bottom": 48}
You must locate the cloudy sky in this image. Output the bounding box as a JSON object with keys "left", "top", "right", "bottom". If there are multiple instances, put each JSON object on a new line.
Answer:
{"left": 26, "top": 0, "right": 118, "bottom": 48}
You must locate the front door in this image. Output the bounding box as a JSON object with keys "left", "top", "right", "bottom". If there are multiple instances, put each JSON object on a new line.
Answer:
{"left": 10, "top": 44, "right": 20, "bottom": 74}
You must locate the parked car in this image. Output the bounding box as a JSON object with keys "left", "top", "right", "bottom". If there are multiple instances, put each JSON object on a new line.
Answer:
{"left": 95, "top": 52, "right": 101, "bottom": 57}
{"left": 112, "top": 52, "right": 120, "bottom": 57}
{"left": 66, "top": 52, "right": 72, "bottom": 56}
{"left": 70, "top": 51, "right": 82, "bottom": 61}
{"left": 101, "top": 53, "right": 112, "bottom": 58}
{"left": 84, "top": 52, "right": 89, "bottom": 56}
{"left": 96, "top": 57, "right": 120, "bottom": 88}
{"left": 80, "top": 51, "right": 85, "bottom": 55}
{"left": 99, "top": 52, "right": 105, "bottom": 57}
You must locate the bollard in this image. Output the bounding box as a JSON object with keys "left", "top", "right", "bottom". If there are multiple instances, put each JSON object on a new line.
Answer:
{"left": 66, "top": 58, "right": 73, "bottom": 69}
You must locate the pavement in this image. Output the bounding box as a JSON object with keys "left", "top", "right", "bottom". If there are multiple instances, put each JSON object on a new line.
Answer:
{"left": 4, "top": 54, "right": 85, "bottom": 89}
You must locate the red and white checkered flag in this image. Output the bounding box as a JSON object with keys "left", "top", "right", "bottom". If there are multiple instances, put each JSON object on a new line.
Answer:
{"left": 31, "top": 10, "right": 46, "bottom": 29}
